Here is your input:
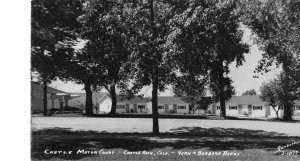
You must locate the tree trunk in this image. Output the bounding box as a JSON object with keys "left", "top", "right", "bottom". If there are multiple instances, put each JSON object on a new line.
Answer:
{"left": 109, "top": 84, "right": 117, "bottom": 115}
{"left": 275, "top": 110, "right": 279, "bottom": 119}
{"left": 43, "top": 76, "right": 48, "bottom": 116}
{"left": 281, "top": 65, "right": 293, "bottom": 121}
{"left": 272, "top": 106, "right": 279, "bottom": 119}
{"left": 192, "top": 104, "right": 195, "bottom": 114}
{"left": 149, "top": 0, "right": 159, "bottom": 135}
{"left": 283, "top": 99, "right": 292, "bottom": 121}
{"left": 218, "top": 61, "right": 226, "bottom": 118}
{"left": 152, "top": 77, "right": 159, "bottom": 135}
{"left": 84, "top": 82, "right": 93, "bottom": 116}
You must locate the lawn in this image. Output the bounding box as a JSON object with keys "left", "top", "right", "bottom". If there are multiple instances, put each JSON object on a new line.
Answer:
{"left": 31, "top": 117, "right": 300, "bottom": 161}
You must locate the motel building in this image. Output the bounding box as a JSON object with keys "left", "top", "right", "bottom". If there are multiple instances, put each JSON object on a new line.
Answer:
{"left": 31, "top": 81, "right": 80, "bottom": 113}
{"left": 269, "top": 100, "right": 300, "bottom": 118}
{"left": 33, "top": 83, "right": 300, "bottom": 118}
{"left": 148, "top": 96, "right": 190, "bottom": 115}
{"left": 209, "top": 95, "right": 271, "bottom": 117}
{"left": 208, "top": 95, "right": 300, "bottom": 118}
{"left": 96, "top": 94, "right": 189, "bottom": 115}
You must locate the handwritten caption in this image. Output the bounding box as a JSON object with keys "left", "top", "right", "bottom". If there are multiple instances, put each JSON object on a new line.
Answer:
{"left": 44, "top": 149, "right": 240, "bottom": 156}
{"left": 274, "top": 141, "right": 299, "bottom": 156}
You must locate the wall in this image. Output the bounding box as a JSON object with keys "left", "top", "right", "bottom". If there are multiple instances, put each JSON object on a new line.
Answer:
{"left": 97, "top": 97, "right": 189, "bottom": 115}
{"left": 136, "top": 103, "right": 148, "bottom": 113}
{"left": 157, "top": 104, "right": 166, "bottom": 114}
{"left": 268, "top": 106, "right": 300, "bottom": 118}
{"left": 115, "top": 102, "right": 149, "bottom": 114}
{"left": 269, "top": 107, "right": 284, "bottom": 118}
{"left": 98, "top": 98, "right": 112, "bottom": 114}
{"left": 31, "top": 92, "right": 64, "bottom": 112}
{"left": 176, "top": 104, "right": 189, "bottom": 114}
{"left": 115, "top": 103, "right": 126, "bottom": 114}
{"left": 210, "top": 103, "right": 268, "bottom": 117}
{"left": 250, "top": 104, "right": 267, "bottom": 117}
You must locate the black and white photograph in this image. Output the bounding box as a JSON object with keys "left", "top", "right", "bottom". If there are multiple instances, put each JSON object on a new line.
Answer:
{"left": 28, "top": 0, "right": 300, "bottom": 160}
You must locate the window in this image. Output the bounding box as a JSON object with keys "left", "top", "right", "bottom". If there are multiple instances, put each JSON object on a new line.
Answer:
{"left": 253, "top": 106, "right": 262, "bottom": 110}
{"left": 138, "top": 105, "right": 145, "bottom": 109}
{"left": 229, "top": 106, "right": 237, "bottom": 110}
{"left": 158, "top": 105, "right": 164, "bottom": 109}
{"left": 294, "top": 106, "right": 300, "bottom": 111}
{"left": 217, "top": 106, "right": 220, "bottom": 110}
{"left": 117, "top": 105, "right": 125, "bottom": 109}
{"left": 178, "top": 106, "right": 186, "bottom": 109}
{"left": 279, "top": 106, "right": 284, "bottom": 110}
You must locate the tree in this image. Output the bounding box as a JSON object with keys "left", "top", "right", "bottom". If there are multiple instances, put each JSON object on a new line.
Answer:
{"left": 242, "top": 89, "right": 257, "bottom": 95}
{"left": 125, "top": 0, "right": 180, "bottom": 134}
{"left": 172, "top": 75, "right": 207, "bottom": 114}
{"left": 31, "top": 0, "right": 83, "bottom": 116}
{"left": 207, "top": 1, "right": 249, "bottom": 118}
{"left": 168, "top": 0, "right": 249, "bottom": 118}
{"left": 260, "top": 80, "right": 281, "bottom": 118}
{"left": 31, "top": 49, "right": 58, "bottom": 116}
{"left": 240, "top": 0, "right": 300, "bottom": 120}
{"left": 79, "top": 0, "right": 133, "bottom": 115}
{"left": 58, "top": 44, "right": 104, "bottom": 116}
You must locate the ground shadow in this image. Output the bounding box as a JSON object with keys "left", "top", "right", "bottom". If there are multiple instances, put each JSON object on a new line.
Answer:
{"left": 167, "top": 126, "right": 288, "bottom": 137}
{"left": 31, "top": 127, "right": 300, "bottom": 160}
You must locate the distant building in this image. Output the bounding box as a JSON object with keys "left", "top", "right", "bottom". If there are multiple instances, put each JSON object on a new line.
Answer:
{"left": 208, "top": 95, "right": 271, "bottom": 117}
{"left": 31, "top": 82, "right": 79, "bottom": 113}
{"left": 148, "top": 96, "right": 189, "bottom": 115}
{"left": 68, "top": 92, "right": 106, "bottom": 113}
{"left": 269, "top": 100, "right": 300, "bottom": 117}
{"left": 292, "top": 101, "right": 300, "bottom": 116}
{"left": 99, "top": 94, "right": 189, "bottom": 115}
{"left": 208, "top": 95, "right": 300, "bottom": 118}
{"left": 68, "top": 92, "right": 190, "bottom": 115}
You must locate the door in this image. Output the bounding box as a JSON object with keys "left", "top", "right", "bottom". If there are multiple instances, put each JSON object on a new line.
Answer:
{"left": 212, "top": 104, "right": 216, "bottom": 114}
{"left": 133, "top": 104, "right": 137, "bottom": 113}
{"left": 164, "top": 104, "right": 169, "bottom": 113}
{"left": 248, "top": 105, "right": 252, "bottom": 115}
{"left": 173, "top": 104, "right": 177, "bottom": 113}
{"left": 126, "top": 104, "right": 129, "bottom": 113}
{"left": 238, "top": 104, "right": 243, "bottom": 115}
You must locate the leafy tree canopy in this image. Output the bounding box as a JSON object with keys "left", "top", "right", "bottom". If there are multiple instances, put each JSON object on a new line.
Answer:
{"left": 241, "top": 89, "right": 257, "bottom": 95}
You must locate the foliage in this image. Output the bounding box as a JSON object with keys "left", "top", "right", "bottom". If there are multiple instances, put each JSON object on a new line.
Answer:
{"left": 242, "top": 89, "right": 257, "bottom": 95}
{"left": 31, "top": 0, "right": 83, "bottom": 115}
{"left": 75, "top": 0, "right": 135, "bottom": 115}
{"left": 168, "top": 0, "right": 249, "bottom": 117}
{"left": 260, "top": 79, "right": 281, "bottom": 118}
{"left": 260, "top": 73, "right": 300, "bottom": 119}
{"left": 32, "top": 0, "right": 83, "bottom": 84}
{"left": 260, "top": 80, "right": 281, "bottom": 106}
{"left": 126, "top": 1, "right": 177, "bottom": 92}
{"left": 240, "top": 0, "right": 300, "bottom": 120}
{"left": 172, "top": 75, "right": 207, "bottom": 110}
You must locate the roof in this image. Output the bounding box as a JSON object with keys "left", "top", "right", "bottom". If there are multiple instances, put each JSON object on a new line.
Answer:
{"left": 109, "top": 95, "right": 187, "bottom": 104}
{"left": 68, "top": 92, "right": 187, "bottom": 106}
{"left": 101, "top": 94, "right": 149, "bottom": 103}
{"left": 31, "top": 81, "right": 68, "bottom": 94}
{"left": 157, "top": 96, "right": 188, "bottom": 104}
{"left": 218, "top": 95, "right": 266, "bottom": 105}
{"left": 68, "top": 92, "right": 107, "bottom": 107}
{"left": 117, "top": 95, "right": 149, "bottom": 103}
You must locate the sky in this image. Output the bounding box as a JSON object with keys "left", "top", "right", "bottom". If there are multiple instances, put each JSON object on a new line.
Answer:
{"left": 49, "top": 27, "right": 281, "bottom": 96}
